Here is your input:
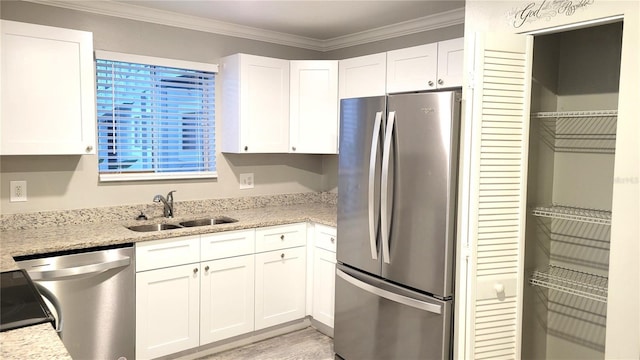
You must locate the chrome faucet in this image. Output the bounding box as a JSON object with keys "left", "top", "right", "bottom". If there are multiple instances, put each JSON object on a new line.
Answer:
{"left": 153, "top": 190, "right": 176, "bottom": 218}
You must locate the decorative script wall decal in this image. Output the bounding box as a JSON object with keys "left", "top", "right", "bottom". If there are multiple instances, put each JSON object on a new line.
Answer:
{"left": 509, "top": 0, "right": 596, "bottom": 28}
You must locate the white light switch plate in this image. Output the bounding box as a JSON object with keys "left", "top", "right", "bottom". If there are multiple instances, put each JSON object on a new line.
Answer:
{"left": 240, "top": 173, "right": 254, "bottom": 189}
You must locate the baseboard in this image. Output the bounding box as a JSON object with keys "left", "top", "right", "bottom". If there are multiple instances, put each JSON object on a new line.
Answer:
{"left": 167, "top": 318, "right": 312, "bottom": 360}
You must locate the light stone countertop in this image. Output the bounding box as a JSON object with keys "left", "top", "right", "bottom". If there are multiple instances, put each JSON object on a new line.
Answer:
{"left": 0, "top": 323, "right": 71, "bottom": 360}
{"left": 0, "top": 202, "right": 336, "bottom": 359}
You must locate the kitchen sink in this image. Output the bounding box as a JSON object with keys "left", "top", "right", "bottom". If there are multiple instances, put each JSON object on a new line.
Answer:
{"left": 127, "top": 223, "right": 183, "bottom": 232}
{"left": 126, "top": 216, "right": 237, "bottom": 232}
{"left": 179, "top": 216, "right": 238, "bottom": 227}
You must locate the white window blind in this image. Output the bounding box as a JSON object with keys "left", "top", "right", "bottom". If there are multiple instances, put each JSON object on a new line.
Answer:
{"left": 96, "top": 53, "right": 216, "bottom": 181}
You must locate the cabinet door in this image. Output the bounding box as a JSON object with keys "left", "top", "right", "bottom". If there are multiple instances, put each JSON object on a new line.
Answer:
{"left": 436, "top": 37, "right": 464, "bottom": 89}
{"left": 386, "top": 43, "right": 438, "bottom": 93}
{"left": 0, "top": 20, "right": 96, "bottom": 155}
{"left": 200, "top": 255, "right": 255, "bottom": 345}
{"left": 290, "top": 60, "right": 339, "bottom": 154}
{"left": 339, "top": 53, "right": 386, "bottom": 99}
{"left": 222, "top": 54, "right": 289, "bottom": 153}
{"left": 255, "top": 246, "right": 306, "bottom": 330}
{"left": 136, "top": 264, "right": 200, "bottom": 359}
{"left": 312, "top": 247, "right": 336, "bottom": 328}
{"left": 463, "top": 33, "right": 533, "bottom": 360}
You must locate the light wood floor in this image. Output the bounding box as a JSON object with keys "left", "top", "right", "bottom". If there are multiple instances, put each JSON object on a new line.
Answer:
{"left": 197, "top": 327, "right": 334, "bottom": 360}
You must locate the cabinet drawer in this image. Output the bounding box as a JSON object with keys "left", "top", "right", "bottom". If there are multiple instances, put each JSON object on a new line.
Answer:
{"left": 255, "top": 223, "right": 307, "bottom": 253}
{"left": 314, "top": 224, "right": 337, "bottom": 253}
{"left": 136, "top": 236, "right": 200, "bottom": 272}
{"left": 200, "top": 229, "right": 256, "bottom": 261}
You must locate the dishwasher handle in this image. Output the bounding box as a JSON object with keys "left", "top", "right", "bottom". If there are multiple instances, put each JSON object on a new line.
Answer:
{"left": 34, "top": 283, "right": 63, "bottom": 333}
{"left": 27, "top": 256, "right": 131, "bottom": 280}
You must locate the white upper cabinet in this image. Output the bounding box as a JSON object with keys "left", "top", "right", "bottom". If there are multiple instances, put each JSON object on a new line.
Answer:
{"left": 386, "top": 43, "right": 438, "bottom": 93}
{"left": 339, "top": 53, "right": 387, "bottom": 99}
{"left": 290, "top": 60, "right": 338, "bottom": 154}
{"left": 221, "top": 54, "right": 290, "bottom": 153}
{"left": 0, "top": 20, "right": 96, "bottom": 155}
{"left": 436, "top": 37, "right": 464, "bottom": 89}
{"left": 340, "top": 38, "right": 464, "bottom": 98}
{"left": 386, "top": 38, "right": 464, "bottom": 93}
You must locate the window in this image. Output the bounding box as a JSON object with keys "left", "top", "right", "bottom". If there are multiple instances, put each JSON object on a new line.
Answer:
{"left": 95, "top": 51, "right": 218, "bottom": 181}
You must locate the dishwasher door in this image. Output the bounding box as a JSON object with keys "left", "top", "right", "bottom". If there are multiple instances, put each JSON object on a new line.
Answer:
{"left": 16, "top": 244, "right": 135, "bottom": 360}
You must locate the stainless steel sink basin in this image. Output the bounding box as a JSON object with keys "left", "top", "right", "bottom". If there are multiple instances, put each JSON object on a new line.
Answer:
{"left": 127, "top": 223, "right": 183, "bottom": 232}
{"left": 179, "top": 216, "right": 238, "bottom": 227}
{"left": 126, "top": 216, "right": 237, "bottom": 232}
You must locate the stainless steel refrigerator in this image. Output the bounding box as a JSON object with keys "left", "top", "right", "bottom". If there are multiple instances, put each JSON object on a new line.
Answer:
{"left": 334, "top": 90, "right": 461, "bottom": 360}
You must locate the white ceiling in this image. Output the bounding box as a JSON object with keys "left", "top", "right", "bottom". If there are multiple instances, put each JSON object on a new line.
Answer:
{"left": 26, "top": 0, "right": 465, "bottom": 51}
{"left": 115, "top": 0, "right": 465, "bottom": 40}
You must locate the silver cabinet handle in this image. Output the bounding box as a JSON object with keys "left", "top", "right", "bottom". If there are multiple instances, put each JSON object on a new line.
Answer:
{"left": 330, "top": 237, "right": 335, "bottom": 243}
{"left": 292, "top": 146, "right": 297, "bottom": 151}
{"left": 280, "top": 253, "right": 285, "bottom": 259}
{"left": 204, "top": 265, "right": 210, "bottom": 271}
{"left": 368, "top": 111, "right": 383, "bottom": 260}
{"left": 244, "top": 146, "right": 248, "bottom": 151}
{"left": 280, "top": 234, "right": 285, "bottom": 240}
{"left": 27, "top": 256, "right": 130, "bottom": 280}
{"left": 438, "top": 79, "right": 444, "bottom": 85}
{"left": 85, "top": 145, "right": 93, "bottom": 153}
{"left": 428, "top": 80, "right": 434, "bottom": 87}
{"left": 337, "top": 270, "right": 442, "bottom": 314}
{"left": 381, "top": 111, "right": 395, "bottom": 264}
{"left": 193, "top": 267, "right": 198, "bottom": 274}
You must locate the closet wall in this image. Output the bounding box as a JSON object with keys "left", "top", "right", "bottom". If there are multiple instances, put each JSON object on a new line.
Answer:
{"left": 523, "top": 22, "right": 623, "bottom": 360}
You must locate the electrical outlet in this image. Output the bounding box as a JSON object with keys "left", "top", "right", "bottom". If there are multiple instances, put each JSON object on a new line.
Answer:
{"left": 10, "top": 181, "right": 27, "bottom": 202}
{"left": 239, "top": 173, "right": 254, "bottom": 190}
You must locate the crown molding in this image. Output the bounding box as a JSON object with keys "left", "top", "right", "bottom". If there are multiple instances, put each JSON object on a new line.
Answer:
{"left": 23, "top": 0, "right": 464, "bottom": 52}
{"left": 321, "top": 8, "right": 465, "bottom": 51}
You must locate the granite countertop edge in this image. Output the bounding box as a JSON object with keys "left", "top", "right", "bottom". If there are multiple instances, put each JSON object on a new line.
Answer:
{"left": 0, "top": 202, "right": 336, "bottom": 360}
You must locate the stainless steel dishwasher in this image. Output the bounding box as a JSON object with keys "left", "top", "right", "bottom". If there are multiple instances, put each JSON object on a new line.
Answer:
{"left": 15, "top": 243, "right": 135, "bottom": 360}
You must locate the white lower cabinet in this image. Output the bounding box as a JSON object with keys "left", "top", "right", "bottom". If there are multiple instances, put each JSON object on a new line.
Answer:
{"left": 311, "top": 225, "right": 337, "bottom": 329}
{"left": 312, "top": 248, "right": 336, "bottom": 328}
{"left": 200, "top": 254, "right": 255, "bottom": 344}
{"left": 255, "top": 246, "right": 307, "bottom": 330}
{"left": 136, "top": 225, "right": 312, "bottom": 358}
{"left": 136, "top": 263, "right": 200, "bottom": 360}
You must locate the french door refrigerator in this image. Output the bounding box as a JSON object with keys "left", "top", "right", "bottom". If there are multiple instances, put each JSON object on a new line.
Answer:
{"left": 334, "top": 90, "right": 461, "bottom": 360}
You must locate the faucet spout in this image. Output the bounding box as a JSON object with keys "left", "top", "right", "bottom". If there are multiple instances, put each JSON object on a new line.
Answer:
{"left": 153, "top": 190, "right": 176, "bottom": 218}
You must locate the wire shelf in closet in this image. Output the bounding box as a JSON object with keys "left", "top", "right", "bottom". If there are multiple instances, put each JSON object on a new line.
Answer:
{"left": 532, "top": 204, "right": 611, "bottom": 225}
{"left": 530, "top": 265, "right": 608, "bottom": 303}
{"left": 531, "top": 110, "right": 617, "bottom": 154}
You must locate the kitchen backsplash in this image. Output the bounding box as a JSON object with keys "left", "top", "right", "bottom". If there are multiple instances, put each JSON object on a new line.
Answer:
{"left": 0, "top": 192, "right": 337, "bottom": 231}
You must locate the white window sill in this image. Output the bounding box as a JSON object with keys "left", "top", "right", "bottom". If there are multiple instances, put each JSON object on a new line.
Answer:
{"left": 99, "top": 171, "right": 218, "bottom": 182}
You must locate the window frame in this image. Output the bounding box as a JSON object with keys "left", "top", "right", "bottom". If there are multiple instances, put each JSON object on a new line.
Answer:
{"left": 95, "top": 50, "right": 218, "bottom": 182}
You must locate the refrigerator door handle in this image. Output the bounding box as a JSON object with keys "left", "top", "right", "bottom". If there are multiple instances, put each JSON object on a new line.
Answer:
{"left": 368, "top": 111, "right": 383, "bottom": 260}
{"left": 380, "top": 110, "right": 395, "bottom": 264}
{"left": 337, "top": 269, "right": 442, "bottom": 314}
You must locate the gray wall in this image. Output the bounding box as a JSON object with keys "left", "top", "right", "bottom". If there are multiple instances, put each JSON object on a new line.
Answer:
{"left": 0, "top": 1, "right": 462, "bottom": 214}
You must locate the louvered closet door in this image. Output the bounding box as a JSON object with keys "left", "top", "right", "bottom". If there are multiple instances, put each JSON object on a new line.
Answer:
{"left": 468, "top": 33, "right": 533, "bottom": 359}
